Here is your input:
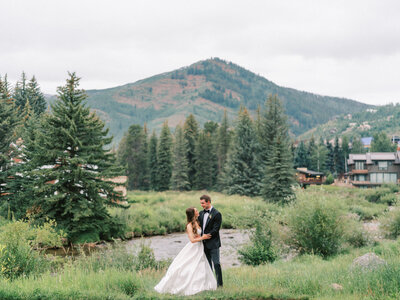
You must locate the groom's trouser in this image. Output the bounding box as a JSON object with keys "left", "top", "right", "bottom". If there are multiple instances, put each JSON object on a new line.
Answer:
{"left": 204, "top": 247, "right": 223, "bottom": 287}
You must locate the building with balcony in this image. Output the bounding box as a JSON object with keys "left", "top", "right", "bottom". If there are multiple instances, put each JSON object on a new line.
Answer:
{"left": 347, "top": 152, "right": 400, "bottom": 188}
{"left": 296, "top": 168, "right": 325, "bottom": 187}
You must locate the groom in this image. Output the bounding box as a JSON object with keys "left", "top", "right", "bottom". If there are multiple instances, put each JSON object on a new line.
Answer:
{"left": 198, "top": 194, "right": 223, "bottom": 287}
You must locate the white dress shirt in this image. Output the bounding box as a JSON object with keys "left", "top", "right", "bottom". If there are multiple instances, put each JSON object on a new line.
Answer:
{"left": 202, "top": 206, "right": 213, "bottom": 232}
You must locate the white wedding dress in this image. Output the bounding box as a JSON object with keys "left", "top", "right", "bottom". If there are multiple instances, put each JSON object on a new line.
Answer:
{"left": 154, "top": 229, "right": 217, "bottom": 296}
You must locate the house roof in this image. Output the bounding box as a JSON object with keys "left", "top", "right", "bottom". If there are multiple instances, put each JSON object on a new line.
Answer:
{"left": 296, "top": 168, "right": 324, "bottom": 176}
{"left": 348, "top": 152, "right": 400, "bottom": 164}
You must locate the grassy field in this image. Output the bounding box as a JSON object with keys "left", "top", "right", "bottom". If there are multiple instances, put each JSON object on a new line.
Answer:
{"left": 111, "top": 186, "right": 389, "bottom": 237}
{"left": 0, "top": 186, "right": 399, "bottom": 299}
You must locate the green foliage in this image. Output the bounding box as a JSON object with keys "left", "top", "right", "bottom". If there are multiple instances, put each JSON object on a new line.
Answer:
{"left": 0, "top": 220, "right": 64, "bottom": 279}
{"left": 194, "top": 131, "right": 217, "bottom": 190}
{"left": 117, "top": 124, "right": 149, "bottom": 190}
{"left": 238, "top": 220, "right": 277, "bottom": 266}
{"left": 371, "top": 131, "right": 397, "bottom": 152}
{"left": 287, "top": 199, "right": 344, "bottom": 257}
{"left": 325, "top": 173, "right": 334, "bottom": 185}
{"left": 260, "top": 95, "right": 296, "bottom": 204}
{"left": 148, "top": 131, "right": 159, "bottom": 190}
{"left": 381, "top": 209, "right": 400, "bottom": 239}
{"left": 156, "top": 121, "right": 172, "bottom": 191}
{"left": 183, "top": 114, "right": 199, "bottom": 189}
{"left": 223, "top": 108, "right": 263, "bottom": 196}
{"left": 171, "top": 125, "right": 190, "bottom": 191}
{"left": 15, "top": 73, "right": 127, "bottom": 243}
{"left": 366, "top": 185, "right": 399, "bottom": 205}
{"left": 343, "top": 217, "right": 372, "bottom": 248}
{"left": 134, "top": 242, "right": 158, "bottom": 271}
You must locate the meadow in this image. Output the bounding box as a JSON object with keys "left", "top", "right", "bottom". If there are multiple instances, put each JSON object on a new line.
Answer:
{"left": 1, "top": 185, "right": 399, "bottom": 299}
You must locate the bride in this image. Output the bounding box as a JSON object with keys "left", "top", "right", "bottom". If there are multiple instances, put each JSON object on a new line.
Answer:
{"left": 154, "top": 207, "right": 218, "bottom": 296}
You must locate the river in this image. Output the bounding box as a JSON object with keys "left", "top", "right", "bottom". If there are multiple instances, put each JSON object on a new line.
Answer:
{"left": 125, "top": 229, "right": 251, "bottom": 269}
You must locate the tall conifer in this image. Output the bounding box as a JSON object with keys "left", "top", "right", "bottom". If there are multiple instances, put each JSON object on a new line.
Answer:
{"left": 183, "top": 114, "right": 199, "bottom": 188}
{"left": 157, "top": 121, "right": 172, "bottom": 191}
{"left": 148, "top": 131, "right": 159, "bottom": 190}
{"left": 20, "top": 73, "right": 126, "bottom": 242}
{"left": 171, "top": 125, "right": 190, "bottom": 191}
{"left": 260, "top": 95, "right": 295, "bottom": 204}
{"left": 223, "top": 107, "right": 262, "bottom": 196}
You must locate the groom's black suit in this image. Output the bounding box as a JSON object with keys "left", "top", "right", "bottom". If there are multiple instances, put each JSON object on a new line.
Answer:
{"left": 199, "top": 207, "right": 223, "bottom": 287}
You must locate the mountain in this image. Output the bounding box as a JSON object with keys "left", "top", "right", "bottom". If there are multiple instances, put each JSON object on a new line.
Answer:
{"left": 299, "top": 104, "right": 400, "bottom": 142}
{"left": 53, "top": 58, "right": 373, "bottom": 145}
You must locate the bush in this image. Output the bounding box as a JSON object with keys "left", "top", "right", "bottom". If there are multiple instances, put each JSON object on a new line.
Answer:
{"left": 325, "top": 173, "right": 334, "bottom": 185}
{"left": 366, "top": 185, "right": 399, "bottom": 205}
{"left": 134, "top": 242, "right": 159, "bottom": 271}
{"left": 343, "top": 218, "right": 372, "bottom": 248}
{"left": 238, "top": 219, "right": 277, "bottom": 266}
{"left": 0, "top": 221, "right": 42, "bottom": 279}
{"left": 381, "top": 209, "right": 400, "bottom": 239}
{"left": 287, "top": 199, "right": 344, "bottom": 257}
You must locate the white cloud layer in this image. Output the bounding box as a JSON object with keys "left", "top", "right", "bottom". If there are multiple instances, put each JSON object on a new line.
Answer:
{"left": 1, "top": 0, "right": 399, "bottom": 105}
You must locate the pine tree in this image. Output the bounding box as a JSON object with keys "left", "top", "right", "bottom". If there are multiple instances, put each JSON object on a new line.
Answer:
{"left": 259, "top": 95, "right": 288, "bottom": 167}
{"left": 19, "top": 73, "right": 127, "bottom": 242}
{"left": 294, "top": 141, "right": 309, "bottom": 168}
{"left": 326, "top": 141, "right": 335, "bottom": 174}
{"left": 307, "top": 136, "right": 317, "bottom": 170}
{"left": 260, "top": 95, "right": 295, "bottom": 204}
{"left": 26, "top": 76, "right": 47, "bottom": 116}
{"left": 223, "top": 107, "right": 262, "bottom": 196}
{"left": 351, "top": 137, "right": 364, "bottom": 154}
{"left": 13, "top": 72, "right": 28, "bottom": 110}
{"left": 194, "top": 132, "right": 216, "bottom": 190}
{"left": 0, "top": 76, "right": 19, "bottom": 201}
{"left": 183, "top": 114, "right": 199, "bottom": 189}
{"left": 148, "top": 131, "right": 159, "bottom": 190}
{"left": 171, "top": 125, "right": 190, "bottom": 191}
{"left": 157, "top": 121, "right": 172, "bottom": 191}
{"left": 117, "top": 124, "right": 148, "bottom": 190}
{"left": 216, "top": 110, "right": 231, "bottom": 179}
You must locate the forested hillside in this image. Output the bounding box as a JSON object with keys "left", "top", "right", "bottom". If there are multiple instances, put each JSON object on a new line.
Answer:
{"left": 61, "top": 58, "right": 372, "bottom": 145}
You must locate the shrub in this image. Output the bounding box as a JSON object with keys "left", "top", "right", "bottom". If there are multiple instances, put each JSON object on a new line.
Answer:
{"left": 379, "top": 193, "right": 397, "bottom": 206}
{"left": 287, "top": 199, "right": 344, "bottom": 257}
{"left": 381, "top": 209, "right": 400, "bottom": 239}
{"left": 325, "top": 173, "right": 334, "bottom": 185}
{"left": 343, "top": 218, "right": 372, "bottom": 248}
{"left": 238, "top": 219, "right": 277, "bottom": 266}
{"left": 134, "top": 242, "right": 158, "bottom": 271}
{"left": 0, "top": 221, "right": 42, "bottom": 279}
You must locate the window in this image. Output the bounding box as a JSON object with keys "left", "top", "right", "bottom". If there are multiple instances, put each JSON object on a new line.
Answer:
{"left": 354, "top": 174, "right": 366, "bottom": 181}
{"left": 378, "top": 161, "right": 389, "bottom": 170}
{"left": 355, "top": 161, "right": 365, "bottom": 170}
{"left": 370, "top": 173, "right": 397, "bottom": 183}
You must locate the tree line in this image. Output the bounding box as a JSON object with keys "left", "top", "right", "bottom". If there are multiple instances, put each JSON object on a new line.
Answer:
{"left": 117, "top": 95, "right": 296, "bottom": 204}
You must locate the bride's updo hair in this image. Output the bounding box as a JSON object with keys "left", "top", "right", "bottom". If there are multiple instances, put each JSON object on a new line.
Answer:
{"left": 186, "top": 207, "right": 198, "bottom": 236}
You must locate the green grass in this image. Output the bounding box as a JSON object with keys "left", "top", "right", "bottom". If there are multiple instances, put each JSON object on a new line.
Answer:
{"left": 1, "top": 239, "right": 400, "bottom": 299}
{"left": 111, "top": 186, "right": 389, "bottom": 238}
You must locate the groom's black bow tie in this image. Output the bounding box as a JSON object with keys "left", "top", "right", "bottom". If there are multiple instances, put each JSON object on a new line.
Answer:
{"left": 204, "top": 209, "right": 211, "bottom": 213}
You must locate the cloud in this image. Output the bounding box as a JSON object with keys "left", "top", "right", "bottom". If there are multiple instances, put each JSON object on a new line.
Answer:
{"left": 0, "top": 0, "right": 399, "bottom": 105}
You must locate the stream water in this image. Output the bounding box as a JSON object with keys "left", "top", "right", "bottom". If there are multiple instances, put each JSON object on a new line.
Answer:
{"left": 125, "top": 229, "right": 251, "bottom": 269}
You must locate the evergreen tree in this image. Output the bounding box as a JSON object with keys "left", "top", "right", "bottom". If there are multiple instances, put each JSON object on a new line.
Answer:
{"left": 194, "top": 132, "right": 217, "bottom": 190}
{"left": 183, "top": 114, "right": 199, "bottom": 189}
{"left": 326, "top": 141, "right": 335, "bottom": 174}
{"left": 117, "top": 124, "right": 148, "bottom": 190}
{"left": 13, "top": 72, "right": 28, "bottom": 110}
{"left": 307, "top": 136, "right": 317, "bottom": 170}
{"left": 259, "top": 95, "right": 288, "bottom": 166}
{"left": 171, "top": 125, "right": 190, "bottom": 191}
{"left": 157, "top": 121, "right": 172, "bottom": 191}
{"left": 223, "top": 108, "right": 262, "bottom": 196}
{"left": 294, "top": 141, "right": 309, "bottom": 168}
{"left": 371, "top": 132, "right": 397, "bottom": 152}
{"left": 333, "top": 136, "right": 345, "bottom": 175}
{"left": 26, "top": 76, "right": 47, "bottom": 116}
{"left": 0, "top": 76, "right": 19, "bottom": 201}
{"left": 19, "top": 73, "right": 127, "bottom": 242}
{"left": 148, "top": 131, "right": 159, "bottom": 190}
{"left": 216, "top": 110, "right": 231, "bottom": 179}
{"left": 260, "top": 96, "right": 295, "bottom": 204}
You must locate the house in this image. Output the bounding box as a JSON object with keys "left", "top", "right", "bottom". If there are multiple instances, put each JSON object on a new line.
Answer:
{"left": 347, "top": 152, "right": 400, "bottom": 188}
{"left": 361, "top": 137, "right": 373, "bottom": 150}
{"left": 296, "top": 168, "right": 325, "bottom": 187}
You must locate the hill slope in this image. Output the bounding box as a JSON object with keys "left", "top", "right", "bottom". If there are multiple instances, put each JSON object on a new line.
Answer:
{"left": 299, "top": 104, "right": 400, "bottom": 141}
{"left": 65, "top": 58, "right": 373, "bottom": 145}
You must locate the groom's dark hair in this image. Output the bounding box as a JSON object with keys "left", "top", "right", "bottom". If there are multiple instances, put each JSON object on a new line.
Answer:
{"left": 200, "top": 194, "right": 211, "bottom": 202}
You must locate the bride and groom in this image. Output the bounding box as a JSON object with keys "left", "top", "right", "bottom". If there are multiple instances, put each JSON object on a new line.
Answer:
{"left": 154, "top": 194, "right": 223, "bottom": 296}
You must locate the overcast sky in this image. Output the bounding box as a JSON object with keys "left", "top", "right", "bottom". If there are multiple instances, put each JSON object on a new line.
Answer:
{"left": 1, "top": 0, "right": 399, "bottom": 105}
